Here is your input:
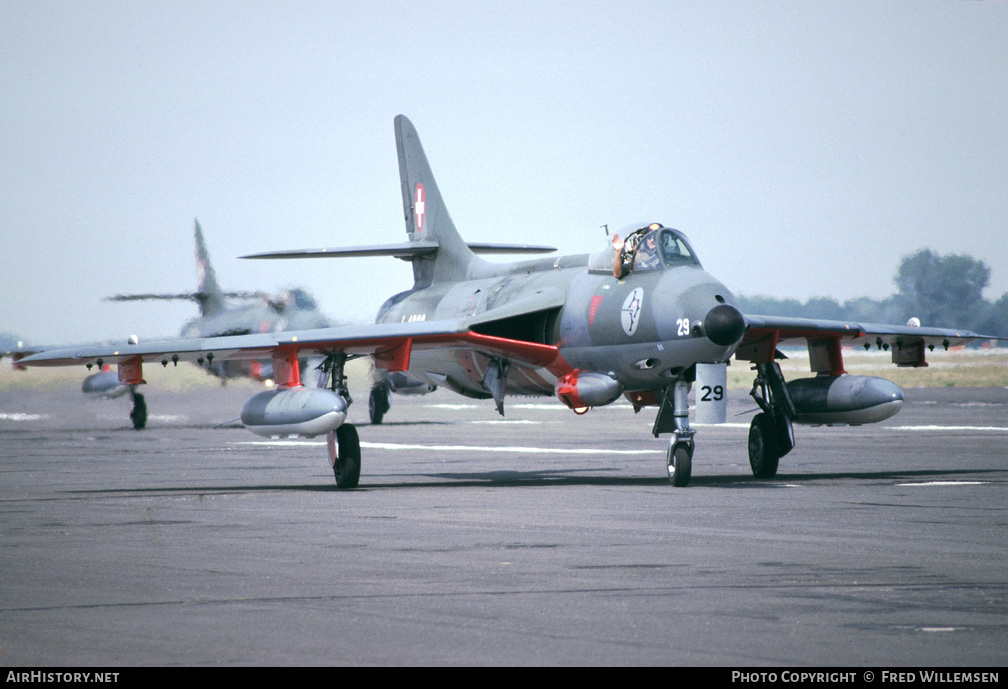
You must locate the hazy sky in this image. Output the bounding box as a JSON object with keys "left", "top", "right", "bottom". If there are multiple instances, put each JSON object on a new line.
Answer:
{"left": 2, "top": 1, "right": 1006, "bottom": 345}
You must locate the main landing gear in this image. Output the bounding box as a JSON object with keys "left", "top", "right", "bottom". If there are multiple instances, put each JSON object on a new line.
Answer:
{"left": 319, "top": 353, "right": 361, "bottom": 489}
{"left": 747, "top": 362, "right": 795, "bottom": 479}
{"left": 369, "top": 381, "right": 391, "bottom": 425}
{"left": 129, "top": 387, "right": 147, "bottom": 430}
{"left": 328, "top": 424, "right": 361, "bottom": 489}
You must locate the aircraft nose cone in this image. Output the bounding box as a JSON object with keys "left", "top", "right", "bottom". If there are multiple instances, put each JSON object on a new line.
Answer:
{"left": 704, "top": 304, "right": 745, "bottom": 346}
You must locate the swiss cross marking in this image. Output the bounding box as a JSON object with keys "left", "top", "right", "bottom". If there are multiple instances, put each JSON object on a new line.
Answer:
{"left": 414, "top": 183, "right": 426, "bottom": 233}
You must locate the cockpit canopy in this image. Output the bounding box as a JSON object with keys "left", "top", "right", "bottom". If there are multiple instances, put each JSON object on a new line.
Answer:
{"left": 289, "top": 288, "right": 318, "bottom": 310}
{"left": 588, "top": 223, "right": 701, "bottom": 274}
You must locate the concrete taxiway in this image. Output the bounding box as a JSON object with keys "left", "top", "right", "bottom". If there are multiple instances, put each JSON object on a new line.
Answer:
{"left": 0, "top": 380, "right": 1006, "bottom": 665}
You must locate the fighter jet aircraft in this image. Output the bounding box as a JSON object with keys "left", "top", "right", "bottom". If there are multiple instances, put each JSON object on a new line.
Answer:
{"left": 108, "top": 219, "right": 333, "bottom": 379}
{"left": 115, "top": 219, "right": 541, "bottom": 426}
{"left": 92, "top": 220, "right": 336, "bottom": 428}
{"left": 19, "top": 115, "right": 996, "bottom": 487}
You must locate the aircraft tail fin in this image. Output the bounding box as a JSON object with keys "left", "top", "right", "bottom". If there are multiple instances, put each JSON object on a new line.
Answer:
{"left": 395, "top": 115, "right": 483, "bottom": 287}
{"left": 193, "top": 219, "right": 226, "bottom": 317}
{"left": 242, "top": 118, "right": 548, "bottom": 274}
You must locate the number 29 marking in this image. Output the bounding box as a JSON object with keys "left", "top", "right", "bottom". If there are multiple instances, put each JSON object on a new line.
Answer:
{"left": 700, "top": 385, "right": 724, "bottom": 402}
{"left": 676, "top": 318, "right": 690, "bottom": 337}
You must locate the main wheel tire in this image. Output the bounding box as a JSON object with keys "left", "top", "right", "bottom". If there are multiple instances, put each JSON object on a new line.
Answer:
{"left": 667, "top": 442, "right": 692, "bottom": 487}
{"left": 368, "top": 385, "right": 390, "bottom": 425}
{"left": 775, "top": 412, "right": 795, "bottom": 458}
{"left": 748, "top": 412, "right": 780, "bottom": 478}
{"left": 333, "top": 424, "right": 361, "bottom": 489}
{"left": 130, "top": 392, "right": 147, "bottom": 430}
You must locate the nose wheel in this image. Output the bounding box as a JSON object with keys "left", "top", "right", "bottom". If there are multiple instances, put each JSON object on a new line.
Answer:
{"left": 667, "top": 441, "right": 693, "bottom": 487}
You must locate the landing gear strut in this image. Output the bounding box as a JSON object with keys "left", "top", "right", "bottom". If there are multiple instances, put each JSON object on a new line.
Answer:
{"left": 747, "top": 362, "right": 795, "bottom": 479}
{"left": 319, "top": 352, "right": 361, "bottom": 488}
{"left": 654, "top": 378, "right": 695, "bottom": 487}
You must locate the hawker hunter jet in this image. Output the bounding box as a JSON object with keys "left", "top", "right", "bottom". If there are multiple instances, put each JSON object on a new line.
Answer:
{"left": 93, "top": 219, "right": 335, "bottom": 427}
{"left": 19, "top": 116, "right": 995, "bottom": 487}
{"left": 107, "top": 218, "right": 334, "bottom": 376}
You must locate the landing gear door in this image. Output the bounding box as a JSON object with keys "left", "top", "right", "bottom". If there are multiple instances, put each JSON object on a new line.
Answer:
{"left": 695, "top": 363, "right": 728, "bottom": 424}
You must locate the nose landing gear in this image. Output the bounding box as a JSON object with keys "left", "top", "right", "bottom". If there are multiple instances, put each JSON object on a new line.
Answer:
{"left": 655, "top": 378, "right": 696, "bottom": 486}
{"left": 667, "top": 436, "right": 693, "bottom": 487}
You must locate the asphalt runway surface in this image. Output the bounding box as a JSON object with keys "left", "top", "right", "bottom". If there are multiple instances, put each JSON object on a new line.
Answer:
{"left": 1, "top": 380, "right": 1006, "bottom": 666}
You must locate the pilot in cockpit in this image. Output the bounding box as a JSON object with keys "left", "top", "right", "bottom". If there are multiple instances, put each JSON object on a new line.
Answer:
{"left": 611, "top": 228, "right": 660, "bottom": 278}
{"left": 633, "top": 230, "right": 661, "bottom": 271}
{"left": 611, "top": 232, "right": 629, "bottom": 278}
{"left": 610, "top": 223, "right": 699, "bottom": 278}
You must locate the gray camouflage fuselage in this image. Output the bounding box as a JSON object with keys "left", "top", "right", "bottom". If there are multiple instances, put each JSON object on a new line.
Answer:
{"left": 376, "top": 238, "right": 741, "bottom": 402}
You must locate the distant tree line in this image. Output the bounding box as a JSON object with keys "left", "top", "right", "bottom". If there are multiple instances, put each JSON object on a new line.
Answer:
{"left": 738, "top": 249, "right": 1008, "bottom": 341}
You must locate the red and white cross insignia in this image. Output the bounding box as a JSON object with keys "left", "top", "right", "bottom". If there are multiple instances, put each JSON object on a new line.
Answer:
{"left": 414, "top": 183, "right": 426, "bottom": 233}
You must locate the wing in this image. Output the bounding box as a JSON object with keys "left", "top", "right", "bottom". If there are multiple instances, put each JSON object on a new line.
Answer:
{"left": 737, "top": 313, "right": 995, "bottom": 375}
{"left": 16, "top": 319, "right": 561, "bottom": 387}
{"left": 3, "top": 343, "right": 56, "bottom": 370}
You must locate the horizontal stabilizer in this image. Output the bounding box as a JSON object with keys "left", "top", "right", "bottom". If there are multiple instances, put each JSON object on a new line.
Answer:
{"left": 243, "top": 242, "right": 439, "bottom": 260}
{"left": 106, "top": 291, "right": 273, "bottom": 303}
{"left": 106, "top": 293, "right": 203, "bottom": 302}
{"left": 243, "top": 242, "right": 556, "bottom": 261}
{"left": 467, "top": 243, "right": 556, "bottom": 255}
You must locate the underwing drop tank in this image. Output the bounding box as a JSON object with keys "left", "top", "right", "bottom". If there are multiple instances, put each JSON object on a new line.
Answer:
{"left": 555, "top": 371, "right": 624, "bottom": 411}
{"left": 787, "top": 375, "right": 903, "bottom": 426}
{"left": 82, "top": 369, "right": 130, "bottom": 399}
{"left": 240, "top": 386, "right": 348, "bottom": 438}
